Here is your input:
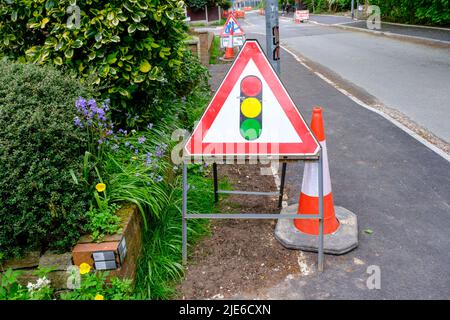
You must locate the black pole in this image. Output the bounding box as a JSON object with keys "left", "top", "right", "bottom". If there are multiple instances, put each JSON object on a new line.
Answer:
{"left": 278, "top": 162, "right": 287, "bottom": 208}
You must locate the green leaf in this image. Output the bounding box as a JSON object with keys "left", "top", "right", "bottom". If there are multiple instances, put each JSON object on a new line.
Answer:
{"left": 364, "top": 229, "right": 373, "bottom": 235}
{"left": 106, "top": 52, "right": 117, "bottom": 64}
{"left": 118, "top": 88, "right": 130, "bottom": 97}
{"left": 131, "top": 14, "right": 141, "bottom": 23}
{"left": 139, "top": 60, "right": 151, "bottom": 73}
{"left": 133, "top": 74, "right": 146, "bottom": 83}
{"left": 41, "top": 17, "right": 50, "bottom": 28}
{"left": 111, "top": 35, "right": 120, "bottom": 43}
{"left": 99, "top": 65, "right": 110, "bottom": 77}
{"left": 11, "top": 11, "right": 18, "bottom": 22}
{"left": 95, "top": 33, "right": 103, "bottom": 42}
{"left": 136, "top": 23, "right": 149, "bottom": 31}
{"left": 72, "top": 39, "right": 83, "bottom": 48}
{"left": 128, "top": 24, "right": 137, "bottom": 34}
{"left": 64, "top": 49, "right": 74, "bottom": 59}
{"left": 53, "top": 56, "right": 63, "bottom": 65}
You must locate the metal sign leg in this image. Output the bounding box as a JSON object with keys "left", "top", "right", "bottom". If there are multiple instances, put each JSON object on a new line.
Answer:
{"left": 278, "top": 162, "right": 287, "bottom": 208}
{"left": 182, "top": 162, "right": 188, "bottom": 265}
{"left": 318, "top": 149, "right": 324, "bottom": 272}
{"left": 213, "top": 162, "right": 219, "bottom": 203}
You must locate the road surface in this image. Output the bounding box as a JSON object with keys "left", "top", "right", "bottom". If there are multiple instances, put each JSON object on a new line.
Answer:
{"left": 200, "top": 13, "right": 450, "bottom": 299}
{"left": 244, "top": 12, "right": 450, "bottom": 145}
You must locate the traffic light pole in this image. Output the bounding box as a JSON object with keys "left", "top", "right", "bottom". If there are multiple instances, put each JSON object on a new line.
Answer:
{"left": 265, "top": 0, "right": 280, "bottom": 75}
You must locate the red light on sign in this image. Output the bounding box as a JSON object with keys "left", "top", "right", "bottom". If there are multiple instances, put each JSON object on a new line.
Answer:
{"left": 240, "top": 75, "right": 262, "bottom": 97}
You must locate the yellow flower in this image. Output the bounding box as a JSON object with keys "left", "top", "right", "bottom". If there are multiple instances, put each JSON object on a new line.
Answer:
{"left": 79, "top": 262, "right": 91, "bottom": 275}
{"left": 95, "top": 183, "right": 106, "bottom": 193}
{"left": 94, "top": 294, "right": 104, "bottom": 300}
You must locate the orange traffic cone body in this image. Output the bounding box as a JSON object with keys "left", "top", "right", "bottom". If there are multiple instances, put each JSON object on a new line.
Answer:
{"left": 223, "top": 45, "right": 235, "bottom": 60}
{"left": 294, "top": 107, "right": 340, "bottom": 235}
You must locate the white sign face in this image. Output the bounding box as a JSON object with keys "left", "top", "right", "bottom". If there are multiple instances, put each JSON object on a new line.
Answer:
{"left": 220, "top": 35, "right": 245, "bottom": 48}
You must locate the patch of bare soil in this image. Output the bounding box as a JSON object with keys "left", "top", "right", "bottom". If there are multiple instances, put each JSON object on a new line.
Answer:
{"left": 177, "top": 164, "right": 302, "bottom": 300}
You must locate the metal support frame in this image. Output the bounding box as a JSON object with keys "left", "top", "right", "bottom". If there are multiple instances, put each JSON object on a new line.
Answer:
{"left": 182, "top": 149, "right": 325, "bottom": 272}
{"left": 213, "top": 162, "right": 287, "bottom": 207}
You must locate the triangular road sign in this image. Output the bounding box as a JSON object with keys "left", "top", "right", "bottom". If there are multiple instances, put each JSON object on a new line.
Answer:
{"left": 220, "top": 15, "right": 245, "bottom": 37}
{"left": 184, "top": 40, "right": 320, "bottom": 159}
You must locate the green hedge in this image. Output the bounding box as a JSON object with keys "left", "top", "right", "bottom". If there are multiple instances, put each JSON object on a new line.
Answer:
{"left": 0, "top": 60, "right": 93, "bottom": 259}
{"left": 0, "top": 0, "right": 192, "bottom": 126}
{"left": 369, "top": 0, "right": 450, "bottom": 25}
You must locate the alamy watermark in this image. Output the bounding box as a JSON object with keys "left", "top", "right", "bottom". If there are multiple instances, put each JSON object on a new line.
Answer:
{"left": 366, "top": 5, "right": 381, "bottom": 30}
{"left": 366, "top": 265, "right": 381, "bottom": 289}
{"left": 66, "top": 1, "right": 81, "bottom": 29}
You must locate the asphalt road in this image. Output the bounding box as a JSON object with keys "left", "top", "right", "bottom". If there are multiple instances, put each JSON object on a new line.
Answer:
{"left": 226, "top": 17, "right": 450, "bottom": 299}
{"left": 245, "top": 12, "right": 450, "bottom": 143}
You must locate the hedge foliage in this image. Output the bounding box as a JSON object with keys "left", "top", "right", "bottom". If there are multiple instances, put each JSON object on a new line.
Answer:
{"left": 300, "top": 0, "right": 449, "bottom": 25}
{"left": 369, "top": 0, "right": 450, "bottom": 25}
{"left": 0, "top": 0, "right": 193, "bottom": 125}
{"left": 0, "top": 60, "right": 93, "bottom": 258}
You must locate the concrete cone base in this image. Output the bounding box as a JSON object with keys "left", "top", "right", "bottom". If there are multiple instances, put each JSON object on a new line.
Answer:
{"left": 219, "top": 56, "right": 234, "bottom": 62}
{"left": 274, "top": 204, "right": 358, "bottom": 255}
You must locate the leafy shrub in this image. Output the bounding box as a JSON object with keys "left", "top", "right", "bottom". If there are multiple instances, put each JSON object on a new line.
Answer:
{"left": 62, "top": 264, "right": 134, "bottom": 300}
{"left": 0, "top": 0, "right": 197, "bottom": 125}
{"left": 369, "top": 0, "right": 450, "bottom": 25}
{"left": 0, "top": 60, "right": 94, "bottom": 259}
{"left": 0, "top": 268, "right": 53, "bottom": 300}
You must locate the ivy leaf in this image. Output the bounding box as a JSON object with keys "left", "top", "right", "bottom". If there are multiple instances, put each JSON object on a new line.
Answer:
{"left": 139, "top": 60, "right": 151, "bottom": 73}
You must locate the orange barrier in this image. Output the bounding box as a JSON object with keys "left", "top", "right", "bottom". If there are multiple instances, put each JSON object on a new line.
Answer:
{"left": 243, "top": 7, "right": 252, "bottom": 12}
{"left": 294, "top": 107, "right": 340, "bottom": 235}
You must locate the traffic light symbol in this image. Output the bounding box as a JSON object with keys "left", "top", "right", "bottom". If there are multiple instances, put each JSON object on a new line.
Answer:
{"left": 240, "top": 76, "right": 262, "bottom": 141}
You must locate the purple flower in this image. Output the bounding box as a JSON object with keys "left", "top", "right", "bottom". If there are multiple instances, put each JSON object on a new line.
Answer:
{"left": 134, "top": 148, "right": 139, "bottom": 154}
{"left": 74, "top": 116, "right": 83, "bottom": 128}
{"left": 125, "top": 141, "right": 130, "bottom": 147}
{"left": 87, "top": 98, "right": 97, "bottom": 110}
{"left": 155, "top": 175, "right": 163, "bottom": 183}
{"left": 98, "top": 138, "right": 105, "bottom": 145}
{"left": 106, "top": 129, "right": 113, "bottom": 136}
{"left": 75, "top": 97, "right": 87, "bottom": 113}
{"left": 145, "top": 152, "right": 152, "bottom": 167}
{"left": 155, "top": 143, "right": 167, "bottom": 157}
{"left": 147, "top": 123, "right": 153, "bottom": 130}
{"left": 138, "top": 136, "right": 146, "bottom": 144}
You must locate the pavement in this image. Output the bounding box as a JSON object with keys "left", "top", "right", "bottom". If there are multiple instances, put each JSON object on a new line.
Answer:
{"left": 245, "top": 12, "right": 450, "bottom": 145}
{"left": 206, "top": 14, "right": 450, "bottom": 299}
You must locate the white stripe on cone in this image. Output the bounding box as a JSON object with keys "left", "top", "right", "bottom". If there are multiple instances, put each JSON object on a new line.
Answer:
{"left": 300, "top": 141, "right": 332, "bottom": 197}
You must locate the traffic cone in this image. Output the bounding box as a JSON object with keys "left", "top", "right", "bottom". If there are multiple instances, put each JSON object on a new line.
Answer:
{"left": 294, "top": 107, "right": 340, "bottom": 235}
{"left": 222, "top": 33, "right": 235, "bottom": 61}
